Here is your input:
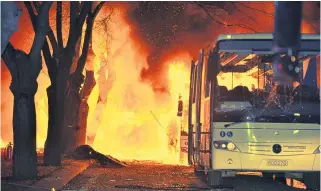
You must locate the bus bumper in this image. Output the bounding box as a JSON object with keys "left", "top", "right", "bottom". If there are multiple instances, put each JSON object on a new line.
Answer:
{"left": 212, "top": 150, "right": 320, "bottom": 172}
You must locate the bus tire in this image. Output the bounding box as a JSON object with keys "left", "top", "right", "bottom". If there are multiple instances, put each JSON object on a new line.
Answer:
{"left": 262, "top": 172, "right": 274, "bottom": 180}
{"left": 207, "top": 170, "right": 222, "bottom": 187}
{"left": 275, "top": 176, "right": 286, "bottom": 184}
{"left": 303, "top": 172, "right": 320, "bottom": 191}
{"left": 194, "top": 165, "right": 206, "bottom": 182}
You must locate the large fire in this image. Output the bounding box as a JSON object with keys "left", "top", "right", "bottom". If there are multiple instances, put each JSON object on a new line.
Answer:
{"left": 1, "top": 2, "right": 319, "bottom": 165}
{"left": 90, "top": 13, "right": 191, "bottom": 163}
{"left": 2, "top": 7, "right": 191, "bottom": 164}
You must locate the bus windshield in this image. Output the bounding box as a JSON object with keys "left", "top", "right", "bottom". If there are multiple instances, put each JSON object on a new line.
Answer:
{"left": 214, "top": 52, "right": 320, "bottom": 124}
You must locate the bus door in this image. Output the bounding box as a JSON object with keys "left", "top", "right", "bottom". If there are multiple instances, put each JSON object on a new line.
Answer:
{"left": 199, "top": 51, "right": 212, "bottom": 170}
{"left": 188, "top": 60, "right": 195, "bottom": 165}
{"left": 194, "top": 50, "right": 205, "bottom": 167}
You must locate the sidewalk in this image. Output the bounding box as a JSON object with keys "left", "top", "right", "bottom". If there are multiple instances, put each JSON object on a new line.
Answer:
{"left": 1, "top": 158, "right": 90, "bottom": 191}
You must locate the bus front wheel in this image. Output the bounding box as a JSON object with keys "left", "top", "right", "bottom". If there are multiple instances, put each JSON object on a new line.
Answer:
{"left": 207, "top": 170, "right": 223, "bottom": 187}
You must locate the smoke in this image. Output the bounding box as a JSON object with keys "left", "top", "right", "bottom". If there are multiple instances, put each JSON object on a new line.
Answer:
{"left": 124, "top": 1, "right": 319, "bottom": 91}
{"left": 124, "top": 2, "right": 271, "bottom": 90}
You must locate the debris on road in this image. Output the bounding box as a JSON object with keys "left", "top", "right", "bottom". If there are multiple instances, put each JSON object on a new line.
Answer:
{"left": 72, "top": 145, "right": 127, "bottom": 167}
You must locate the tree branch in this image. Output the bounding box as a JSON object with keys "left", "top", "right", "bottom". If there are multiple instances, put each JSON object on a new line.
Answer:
{"left": 56, "top": 2, "right": 63, "bottom": 49}
{"left": 47, "top": 28, "right": 59, "bottom": 57}
{"left": 24, "top": 2, "right": 36, "bottom": 28}
{"left": 66, "top": 2, "right": 91, "bottom": 50}
{"left": 75, "top": 17, "right": 94, "bottom": 74}
{"left": 74, "top": 2, "right": 104, "bottom": 74}
{"left": 229, "top": 2, "right": 258, "bottom": 24}
{"left": 27, "top": 2, "right": 52, "bottom": 61}
{"left": 77, "top": 2, "right": 92, "bottom": 28}
{"left": 31, "top": 2, "right": 58, "bottom": 57}
{"left": 92, "top": 1, "right": 105, "bottom": 18}
{"left": 70, "top": 2, "right": 79, "bottom": 33}
{"left": 234, "top": 2, "right": 274, "bottom": 17}
{"left": 29, "top": 2, "right": 53, "bottom": 61}
{"left": 194, "top": 1, "right": 258, "bottom": 33}
{"left": 1, "top": 42, "right": 17, "bottom": 77}
{"left": 25, "top": 1, "right": 55, "bottom": 77}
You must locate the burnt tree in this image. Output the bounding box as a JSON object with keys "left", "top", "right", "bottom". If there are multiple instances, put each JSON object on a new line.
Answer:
{"left": 29, "top": 1, "right": 104, "bottom": 163}
{"left": 64, "top": 3, "right": 104, "bottom": 154}
{"left": 1, "top": 2, "right": 53, "bottom": 179}
{"left": 28, "top": 1, "right": 93, "bottom": 166}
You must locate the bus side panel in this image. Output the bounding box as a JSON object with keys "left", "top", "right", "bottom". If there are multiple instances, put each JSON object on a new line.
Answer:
{"left": 200, "top": 98, "right": 211, "bottom": 167}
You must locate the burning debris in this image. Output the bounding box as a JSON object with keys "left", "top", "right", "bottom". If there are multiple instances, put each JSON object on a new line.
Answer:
{"left": 72, "top": 145, "right": 127, "bottom": 167}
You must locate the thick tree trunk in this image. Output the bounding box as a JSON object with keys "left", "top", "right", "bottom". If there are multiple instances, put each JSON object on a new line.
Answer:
{"left": 43, "top": 85, "right": 57, "bottom": 164}
{"left": 6, "top": 50, "right": 40, "bottom": 179}
{"left": 62, "top": 72, "right": 84, "bottom": 155}
{"left": 2, "top": 1, "right": 52, "bottom": 175}
{"left": 70, "top": 37, "right": 82, "bottom": 74}
{"left": 78, "top": 70, "right": 96, "bottom": 145}
{"left": 44, "top": 62, "right": 70, "bottom": 166}
{"left": 11, "top": 85, "right": 38, "bottom": 179}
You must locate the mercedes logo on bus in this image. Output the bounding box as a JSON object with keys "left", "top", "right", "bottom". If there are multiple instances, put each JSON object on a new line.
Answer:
{"left": 272, "top": 144, "right": 282, "bottom": 154}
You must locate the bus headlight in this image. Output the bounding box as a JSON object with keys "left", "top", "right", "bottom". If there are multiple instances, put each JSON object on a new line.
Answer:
{"left": 313, "top": 145, "right": 321, "bottom": 154}
{"left": 213, "top": 141, "right": 239, "bottom": 152}
{"left": 227, "top": 142, "right": 236, "bottom": 151}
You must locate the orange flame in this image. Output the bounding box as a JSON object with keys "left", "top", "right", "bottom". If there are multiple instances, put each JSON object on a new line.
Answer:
{"left": 91, "top": 14, "right": 191, "bottom": 164}
{"left": 1, "top": 3, "right": 319, "bottom": 165}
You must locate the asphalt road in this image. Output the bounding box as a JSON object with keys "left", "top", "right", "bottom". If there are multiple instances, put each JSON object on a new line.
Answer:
{"left": 61, "top": 161, "right": 304, "bottom": 191}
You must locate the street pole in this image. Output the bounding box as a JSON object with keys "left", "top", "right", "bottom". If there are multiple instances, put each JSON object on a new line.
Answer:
{"left": 272, "top": 2, "right": 303, "bottom": 85}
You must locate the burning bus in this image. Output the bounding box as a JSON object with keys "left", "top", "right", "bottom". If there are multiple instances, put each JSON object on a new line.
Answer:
{"left": 188, "top": 33, "right": 320, "bottom": 189}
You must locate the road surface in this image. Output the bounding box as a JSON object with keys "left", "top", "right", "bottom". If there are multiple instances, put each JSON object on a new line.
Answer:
{"left": 61, "top": 161, "right": 305, "bottom": 191}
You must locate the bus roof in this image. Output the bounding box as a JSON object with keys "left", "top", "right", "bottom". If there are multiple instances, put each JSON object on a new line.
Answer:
{"left": 216, "top": 33, "right": 320, "bottom": 42}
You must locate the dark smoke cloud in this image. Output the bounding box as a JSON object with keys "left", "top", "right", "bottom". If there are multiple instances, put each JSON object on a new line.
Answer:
{"left": 125, "top": 1, "right": 319, "bottom": 91}
{"left": 125, "top": 2, "right": 221, "bottom": 91}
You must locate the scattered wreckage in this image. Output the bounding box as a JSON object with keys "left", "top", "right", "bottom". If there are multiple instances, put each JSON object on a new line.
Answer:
{"left": 72, "top": 145, "right": 127, "bottom": 167}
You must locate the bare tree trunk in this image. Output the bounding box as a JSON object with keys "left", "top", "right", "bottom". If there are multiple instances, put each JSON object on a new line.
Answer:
{"left": 2, "top": 1, "right": 52, "bottom": 178}
{"left": 44, "top": 1, "right": 104, "bottom": 159}
{"left": 70, "top": 37, "right": 82, "bottom": 74}
{"left": 10, "top": 54, "right": 39, "bottom": 179}
{"left": 44, "top": 58, "right": 71, "bottom": 165}
{"left": 2, "top": 46, "right": 42, "bottom": 179}
{"left": 70, "top": 4, "right": 82, "bottom": 74}
{"left": 43, "top": 2, "right": 93, "bottom": 165}
{"left": 62, "top": 14, "right": 97, "bottom": 154}
{"left": 62, "top": 71, "right": 84, "bottom": 155}
{"left": 79, "top": 70, "right": 96, "bottom": 145}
